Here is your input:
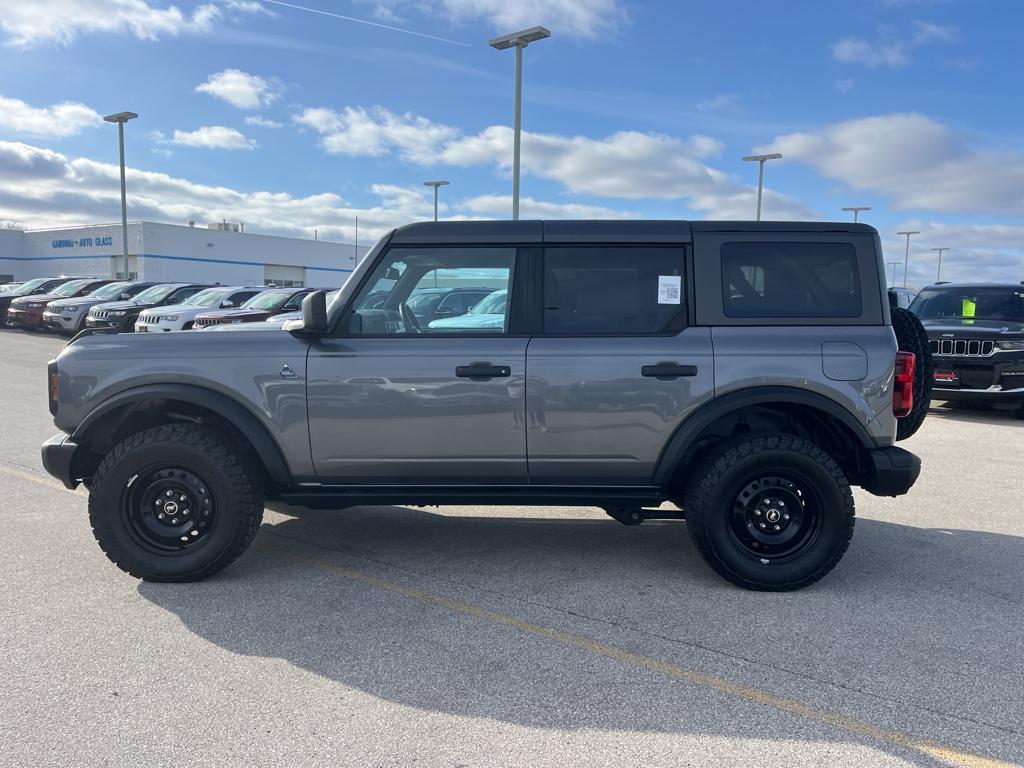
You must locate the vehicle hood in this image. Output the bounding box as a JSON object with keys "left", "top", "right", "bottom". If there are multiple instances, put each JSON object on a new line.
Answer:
{"left": 93, "top": 299, "right": 154, "bottom": 311}
{"left": 922, "top": 318, "right": 1024, "bottom": 336}
{"left": 11, "top": 292, "right": 63, "bottom": 305}
{"left": 428, "top": 313, "right": 506, "bottom": 330}
{"left": 199, "top": 308, "right": 273, "bottom": 320}
{"left": 265, "top": 311, "right": 302, "bottom": 325}
{"left": 48, "top": 296, "right": 106, "bottom": 310}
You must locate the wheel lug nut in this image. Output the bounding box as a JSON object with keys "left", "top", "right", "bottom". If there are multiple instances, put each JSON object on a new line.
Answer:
{"left": 759, "top": 523, "right": 766, "bottom": 529}
{"left": 165, "top": 490, "right": 173, "bottom": 497}
{"left": 783, "top": 514, "right": 790, "bottom": 520}
{"left": 158, "top": 513, "right": 164, "bottom": 520}
{"left": 755, "top": 510, "right": 762, "bottom": 516}
{"left": 180, "top": 495, "right": 186, "bottom": 502}
{"left": 171, "top": 518, "right": 178, "bottom": 524}
{"left": 183, "top": 509, "right": 190, "bottom": 516}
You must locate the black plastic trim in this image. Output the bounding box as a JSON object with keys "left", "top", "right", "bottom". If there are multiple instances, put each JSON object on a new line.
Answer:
{"left": 71, "top": 383, "right": 293, "bottom": 484}
{"left": 280, "top": 484, "right": 665, "bottom": 509}
{"left": 652, "top": 386, "right": 876, "bottom": 484}
{"left": 41, "top": 431, "right": 79, "bottom": 489}
{"left": 861, "top": 446, "right": 921, "bottom": 497}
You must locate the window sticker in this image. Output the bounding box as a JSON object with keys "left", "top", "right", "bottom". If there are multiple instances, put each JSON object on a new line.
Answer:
{"left": 658, "top": 275, "right": 681, "bottom": 305}
{"left": 961, "top": 298, "right": 976, "bottom": 318}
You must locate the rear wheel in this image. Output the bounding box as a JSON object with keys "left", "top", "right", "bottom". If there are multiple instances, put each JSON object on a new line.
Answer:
{"left": 684, "top": 434, "right": 854, "bottom": 591}
{"left": 88, "top": 425, "right": 265, "bottom": 582}
{"left": 892, "top": 306, "right": 933, "bottom": 440}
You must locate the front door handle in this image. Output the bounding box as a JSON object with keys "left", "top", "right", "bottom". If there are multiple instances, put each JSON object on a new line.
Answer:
{"left": 641, "top": 362, "right": 698, "bottom": 379}
{"left": 456, "top": 362, "right": 511, "bottom": 379}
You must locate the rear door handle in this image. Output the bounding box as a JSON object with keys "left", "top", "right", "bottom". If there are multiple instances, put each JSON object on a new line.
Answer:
{"left": 456, "top": 363, "right": 511, "bottom": 378}
{"left": 641, "top": 362, "right": 698, "bottom": 379}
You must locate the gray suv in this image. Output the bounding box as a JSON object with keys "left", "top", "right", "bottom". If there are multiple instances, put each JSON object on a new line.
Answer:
{"left": 41, "top": 221, "right": 921, "bottom": 590}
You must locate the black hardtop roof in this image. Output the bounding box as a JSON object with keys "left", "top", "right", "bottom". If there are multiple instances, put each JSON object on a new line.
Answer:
{"left": 922, "top": 282, "right": 1024, "bottom": 289}
{"left": 390, "top": 219, "right": 878, "bottom": 245}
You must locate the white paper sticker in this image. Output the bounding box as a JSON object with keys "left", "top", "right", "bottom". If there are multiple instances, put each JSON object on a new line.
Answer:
{"left": 657, "top": 275, "right": 681, "bottom": 304}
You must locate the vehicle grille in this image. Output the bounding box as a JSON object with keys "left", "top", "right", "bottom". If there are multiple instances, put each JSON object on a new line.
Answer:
{"left": 138, "top": 314, "right": 161, "bottom": 324}
{"left": 928, "top": 338, "right": 994, "bottom": 357}
{"left": 91, "top": 309, "right": 109, "bottom": 320}
{"left": 194, "top": 317, "right": 220, "bottom": 328}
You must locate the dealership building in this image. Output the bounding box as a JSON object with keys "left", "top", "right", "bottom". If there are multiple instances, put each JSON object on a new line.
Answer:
{"left": 0, "top": 221, "right": 368, "bottom": 288}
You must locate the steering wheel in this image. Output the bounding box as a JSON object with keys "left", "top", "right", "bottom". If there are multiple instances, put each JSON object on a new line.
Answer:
{"left": 399, "top": 301, "right": 422, "bottom": 334}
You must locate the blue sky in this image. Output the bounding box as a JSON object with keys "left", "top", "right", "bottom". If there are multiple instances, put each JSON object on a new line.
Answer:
{"left": 0, "top": 0, "right": 1022, "bottom": 287}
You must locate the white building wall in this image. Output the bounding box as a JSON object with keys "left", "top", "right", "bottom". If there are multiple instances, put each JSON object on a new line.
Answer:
{"left": 0, "top": 221, "right": 369, "bottom": 286}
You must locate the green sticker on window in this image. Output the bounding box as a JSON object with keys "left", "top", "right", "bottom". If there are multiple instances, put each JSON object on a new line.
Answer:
{"left": 962, "top": 298, "right": 976, "bottom": 323}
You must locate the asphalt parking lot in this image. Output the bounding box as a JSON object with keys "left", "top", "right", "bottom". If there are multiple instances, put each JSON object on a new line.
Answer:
{"left": 2, "top": 328, "right": 1022, "bottom": 768}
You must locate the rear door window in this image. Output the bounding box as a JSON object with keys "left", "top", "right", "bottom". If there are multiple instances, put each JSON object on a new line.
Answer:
{"left": 722, "top": 242, "right": 862, "bottom": 318}
{"left": 542, "top": 247, "right": 686, "bottom": 334}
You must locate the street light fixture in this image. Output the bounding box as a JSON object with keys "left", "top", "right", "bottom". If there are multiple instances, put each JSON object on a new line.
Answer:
{"left": 423, "top": 180, "right": 449, "bottom": 222}
{"left": 489, "top": 25, "right": 551, "bottom": 221}
{"left": 931, "top": 247, "right": 949, "bottom": 282}
{"left": 741, "top": 153, "right": 782, "bottom": 221}
{"left": 842, "top": 206, "right": 871, "bottom": 222}
{"left": 103, "top": 111, "right": 138, "bottom": 280}
{"left": 896, "top": 230, "right": 920, "bottom": 288}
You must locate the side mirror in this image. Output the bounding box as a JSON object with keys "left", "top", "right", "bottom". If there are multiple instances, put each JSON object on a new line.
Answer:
{"left": 298, "top": 290, "right": 328, "bottom": 335}
{"left": 221, "top": 300, "right": 234, "bottom": 308}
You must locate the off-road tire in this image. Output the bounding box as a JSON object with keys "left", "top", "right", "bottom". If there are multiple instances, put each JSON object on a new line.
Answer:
{"left": 892, "top": 306, "right": 933, "bottom": 441}
{"left": 684, "top": 434, "right": 855, "bottom": 591}
{"left": 88, "top": 424, "right": 265, "bottom": 582}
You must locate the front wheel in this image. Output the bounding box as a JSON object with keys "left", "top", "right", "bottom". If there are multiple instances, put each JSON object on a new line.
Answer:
{"left": 684, "top": 434, "right": 855, "bottom": 591}
{"left": 88, "top": 425, "right": 265, "bottom": 582}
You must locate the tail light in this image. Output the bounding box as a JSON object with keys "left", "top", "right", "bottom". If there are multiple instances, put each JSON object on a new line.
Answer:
{"left": 893, "top": 351, "right": 915, "bottom": 418}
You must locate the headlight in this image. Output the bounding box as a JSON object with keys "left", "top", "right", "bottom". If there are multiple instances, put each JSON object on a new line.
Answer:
{"left": 163, "top": 315, "right": 179, "bottom": 322}
{"left": 995, "top": 340, "right": 1024, "bottom": 351}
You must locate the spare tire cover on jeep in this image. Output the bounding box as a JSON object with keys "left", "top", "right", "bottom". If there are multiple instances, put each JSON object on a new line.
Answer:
{"left": 891, "top": 305, "right": 933, "bottom": 441}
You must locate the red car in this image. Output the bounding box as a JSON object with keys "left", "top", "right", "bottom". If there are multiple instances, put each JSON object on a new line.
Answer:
{"left": 193, "top": 287, "right": 316, "bottom": 328}
{"left": 5, "top": 278, "right": 114, "bottom": 329}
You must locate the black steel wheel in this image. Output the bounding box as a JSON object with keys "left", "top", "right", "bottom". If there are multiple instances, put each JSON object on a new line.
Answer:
{"left": 89, "top": 424, "right": 265, "bottom": 582}
{"left": 684, "top": 434, "right": 854, "bottom": 591}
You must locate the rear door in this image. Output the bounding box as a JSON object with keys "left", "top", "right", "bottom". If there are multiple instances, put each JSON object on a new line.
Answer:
{"left": 526, "top": 245, "right": 714, "bottom": 484}
{"left": 307, "top": 245, "right": 527, "bottom": 483}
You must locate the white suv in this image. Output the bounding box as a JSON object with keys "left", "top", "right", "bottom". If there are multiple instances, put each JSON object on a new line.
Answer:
{"left": 134, "top": 286, "right": 263, "bottom": 332}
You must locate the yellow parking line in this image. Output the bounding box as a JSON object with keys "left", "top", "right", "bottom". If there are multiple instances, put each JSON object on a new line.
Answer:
{"left": 1, "top": 464, "right": 1014, "bottom": 766}
{"left": 284, "top": 549, "right": 1018, "bottom": 768}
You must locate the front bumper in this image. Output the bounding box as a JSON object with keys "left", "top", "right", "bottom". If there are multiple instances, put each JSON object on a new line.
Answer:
{"left": 42, "top": 310, "right": 82, "bottom": 331}
{"left": 860, "top": 446, "right": 921, "bottom": 497}
{"left": 41, "top": 432, "right": 80, "bottom": 490}
{"left": 85, "top": 315, "right": 131, "bottom": 332}
{"left": 930, "top": 349, "right": 1024, "bottom": 406}
{"left": 5, "top": 307, "right": 45, "bottom": 327}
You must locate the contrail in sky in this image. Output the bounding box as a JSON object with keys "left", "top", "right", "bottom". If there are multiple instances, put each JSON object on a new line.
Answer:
{"left": 258, "top": 0, "right": 472, "bottom": 47}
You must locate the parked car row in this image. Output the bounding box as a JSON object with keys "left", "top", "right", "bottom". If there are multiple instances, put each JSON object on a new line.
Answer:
{"left": 1, "top": 276, "right": 508, "bottom": 338}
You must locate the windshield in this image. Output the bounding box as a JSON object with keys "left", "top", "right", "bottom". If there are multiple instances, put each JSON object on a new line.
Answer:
{"left": 52, "top": 279, "right": 93, "bottom": 296}
{"left": 909, "top": 287, "right": 1024, "bottom": 323}
{"left": 133, "top": 284, "right": 182, "bottom": 303}
{"left": 242, "top": 290, "right": 292, "bottom": 310}
{"left": 187, "top": 288, "right": 233, "bottom": 307}
{"left": 469, "top": 289, "right": 507, "bottom": 315}
{"left": 89, "top": 281, "right": 130, "bottom": 299}
{"left": 14, "top": 277, "right": 55, "bottom": 295}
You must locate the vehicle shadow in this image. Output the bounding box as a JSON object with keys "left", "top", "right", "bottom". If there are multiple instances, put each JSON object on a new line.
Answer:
{"left": 137, "top": 504, "right": 1024, "bottom": 764}
{"left": 928, "top": 401, "right": 1023, "bottom": 426}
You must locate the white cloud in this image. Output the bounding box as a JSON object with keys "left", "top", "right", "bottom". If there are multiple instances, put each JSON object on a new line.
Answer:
{"left": 0, "top": 95, "right": 101, "bottom": 137}
{"left": 295, "top": 103, "right": 810, "bottom": 219}
{"left": 882, "top": 221, "right": 1024, "bottom": 288}
{"left": 0, "top": 0, "right": 266, "bottom": 47}
{"left": 171, "top": 126, "right": 257, "bottom": 150}
{"left": 758, "top": 113, "right": 1024, "bottom": 215}
{"left": 245, "top": 115, "right": 283, "bottom": 128}
{"left": 196, "top": 69, "right": 280, "bottom": 110}
{"left": 696, "top": 93, "right": 739, "bottom": 112}
{"left": 833, "top": 78, "right": 856, "bottom": 93}
{"left": 361, "top": 0, "right": 627, "bottom": 39}
{"left": 461, "top": 195, "right": 636, "bottom": 219}
{"left": 294, "top": 106, "right": 460, "bottom": 162}
{"left": 831, "top": 20, "right": 957, "bottom": 68}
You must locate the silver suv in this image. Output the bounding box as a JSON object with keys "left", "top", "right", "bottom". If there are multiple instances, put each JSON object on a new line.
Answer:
{"left": 41, "top": 221, "right": 921, "bottom": 590}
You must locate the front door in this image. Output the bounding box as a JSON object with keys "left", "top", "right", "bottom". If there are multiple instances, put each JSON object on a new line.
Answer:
{"left": 308, "top": 245, "right": 527, "bottom": 483}
{"left": 526, "top": 245, "right": 715, "bottom": 484}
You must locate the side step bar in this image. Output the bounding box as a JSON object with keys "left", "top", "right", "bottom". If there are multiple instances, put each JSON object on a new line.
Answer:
{"left": 279, "top": 484, "right": 666, "bottom": 509}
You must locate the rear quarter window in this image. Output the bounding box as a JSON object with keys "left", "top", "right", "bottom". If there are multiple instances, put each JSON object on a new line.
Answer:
{"left": 722, "top": 242, "right": 862, "bottom": 318}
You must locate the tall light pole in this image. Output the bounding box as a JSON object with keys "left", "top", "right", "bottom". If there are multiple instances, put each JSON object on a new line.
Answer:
{"left": 489, "top": 26, "right": 551, "bottom": 221}
{"left": 741, "top": 153, "right": 782, "bottom": 221}
{"left": 931, "top": 247, "right": 949, "bottom": 282}
{"left": 103, "top": 111, "right": 138, "bottom": 280}
{"left": 423, "top": 180, "right": 449, "bottom": 221}
{"left": 842, "top": 206, "right": 871, "bottom": 222}
{"left": 888, "top": 262, "right": 901, "bottom": 286}
{"left": 897, "top": 230, "right": 920, "bottom": 288}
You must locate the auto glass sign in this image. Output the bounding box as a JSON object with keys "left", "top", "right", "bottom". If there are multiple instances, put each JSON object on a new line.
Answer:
{"left": 51, "top": 236, "right": 115, "bottom": 249}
